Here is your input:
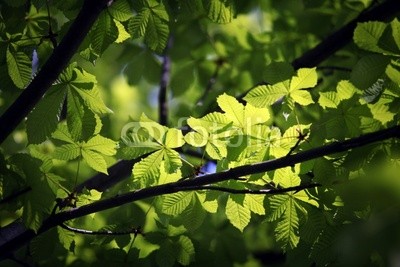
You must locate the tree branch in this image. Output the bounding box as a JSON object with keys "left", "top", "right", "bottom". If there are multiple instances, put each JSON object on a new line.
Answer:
{"left": 196, "top": 58, "right": 224, "bottom": 106}
{"left": 0, "top": 0, "right": 112, "bottom": 144}
{"left": 292, "top": 0, "right": 400, "bottom": 69}
{"left": 158, "top": 37, "right": 172, "bottom": 126}
{"left": 1, "top": 124, "right": 398, "bottom": 255}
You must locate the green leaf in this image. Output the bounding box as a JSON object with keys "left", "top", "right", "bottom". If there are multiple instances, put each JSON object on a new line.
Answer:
{"left": 108, "top": 0, "right": 133, "bottom": 22}
{"left": 66, "top": 90, "right": 98, "bottom": 141}
{"left": 156, "top": 240, "right": 175, "bottom": 267}
{"left": 162, "top": 192, "right": 194, "bottom": 215}
{"left": 90, "top": 12, "right": 118, "bottom": 55}
{"left": 203, "top": 0, "right": 236, "bottom": 23}
{"left": 187, "top": 112, "right": 232, "bottom": 130}
{"left": 368, "top": 99, "right": 395, "bottom": 125}
{"left": 83, "top": 135, "right": 116, "bottom": 156}
{"left": 53, "top": 143, "right": 81, "bottom": 161}
{"left": 164, "top": 128, "right": 185, "bottom": 148}
{"left": 274, "top": 197, "right": 300, "bottom": 250}
{"left": 115, "top": 20, "right": 131, "bottom": 43}
{"left": 218, "top": 93, "right": 244, "bottom": 126}
{"left": 319, "top": 80, "right": 357, "bottom": 109}
{"left": 181, "top": 198, "right": 206, "bottom": 232}
{"left": 175, "top": 235, "right": 195, "bottom": 265}
{"left": 263, "top": 61, "right": 295, "bottom": 84}
{"left": 76, "top": 188, "right": 102, "bottom": 207}
{"left": 6, "top": 48, "right": 31, "bottom": 89}
{"left": 58, "top": 227, "right": 76, "bottom": 253}
{"left": 117, "top": 143, "right": 159, "bottom": 159}
{"left": 318, "top": 91, "right": 340, "bottom": 109}
{"left": 391, "top": 18, "right": 400, "bottom": 51}
{"left": 386, "top": 63, "right": 400, "bottom": 84}
{"left": 71, "top": 82, "right": 111, "bottom": 115}
{"left": 324, "top": 102, "right": 371, "bottom": 139}
{"left": 354, "top": 21, "right": 387, "bottom": 53}
{"left": 362, "top": 79, "right": 385, "bottom": 104}
{"left": 163, "top": 148, "right": 182, "bottom": 174}
{"left": 10, "top": 154, "right": 54, "bottom": 231}
{"left": 350, "top": 54, "right": 390, "bottom": 90}
{"left": 244, "top": 194, "right": 265, "bottom": 215}
{"left": 52, "top": 123, "right": 75, "bottom": 144}
{"left": 81, "top": 149, "right": 108, "bottom": 174}
{"left": 133, "top": 150, "right": 163, "bottom": 184}
{"left": 244, "top": 82, "right": 287, "bottom": 107}
{"left": 185, "top": 113, "right": 232, "bottom": 159}
{"left": 128, "top": 4, "right": 170, "bottom": 53}
{"left": 197, "top": 192, "right": 218, "bottom": 213}
{"left": 225, "top": 195, "right": 251, "bottom": 231}
{"left": 217, "top": 93, "right": 270, "bottom": 132}
{"left": 26, "top": 86, "right": 66, "bottom": 144}
{"left": 289, "top": 67, "right": 317, "bottom": 91}
{"left": 266, "top": 195, "right": 290, "bottom": 222}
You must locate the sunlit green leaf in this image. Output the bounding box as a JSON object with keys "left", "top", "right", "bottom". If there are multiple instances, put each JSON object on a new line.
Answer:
{"left": 83, "top": 135, "right": 117, "bottom": 156}
{"left": 53, "top": 143, "right": 80, "bottom": 161}
{"left": 354, "top": 21, "right": 387, "bottom": 53}
{"left": 162, "top": 192, "right": 194, "bottom": 215}
{"left": 133, "top": 150, "right": 163, "bottom": 184}
{"left": 81, "top": 149, "right": 108, "bottom": 174}
{"left": 225, "top": 195, "right": 251, "bottom": 231}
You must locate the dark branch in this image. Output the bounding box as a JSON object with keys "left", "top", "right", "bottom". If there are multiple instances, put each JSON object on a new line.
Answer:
{"left": 0, "top": 0, "right": 112, "bottom": 144}
{"left": 317, "top": 66, "right": 352, "bottom": 72}
{"left": 1, "top": 124, "right": 398, "bottom": 255}
{"left": 196, "top": 58, "right": 224, "bottom": 106}
{"left": 158, "top": 37, "right": 172, "bottom": 126}
{"left": 292, "top": 0, "right": 400, "bottom": 69}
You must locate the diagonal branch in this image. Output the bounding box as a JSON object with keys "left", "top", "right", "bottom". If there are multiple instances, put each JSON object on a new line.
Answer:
{"left": 0, "top": 0, "right": 113, "bottom": 144}
{"left": 1, "top": 124, "right": 398, "bottom": 255}
{"left": 292, "top": 0, "right": 400, "bottom": 69}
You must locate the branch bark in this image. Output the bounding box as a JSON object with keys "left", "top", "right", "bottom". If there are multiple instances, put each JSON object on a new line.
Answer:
{"left": 0, "top": 0, "right": 112, "bottom": 144}
{"left": 1, "top": 124, "right": 398, "bottom": 256}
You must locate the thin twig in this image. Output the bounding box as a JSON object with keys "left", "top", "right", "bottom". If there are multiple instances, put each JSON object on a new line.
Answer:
{"left": 59, "top": 223, "right": 142, "bottom": 236}
{"left": 158, "top": 37, "right": 173, "bottom": 126}
{"left": 178, "top": 183, "right": 321, "bottom": 195}
{"left": 196, "top": 58, "right": 225, "bottom": 106}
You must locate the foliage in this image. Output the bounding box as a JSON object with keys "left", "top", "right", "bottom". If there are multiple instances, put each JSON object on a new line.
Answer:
{"left": 0, "top": 0, "right": 400, "bottom": 266}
